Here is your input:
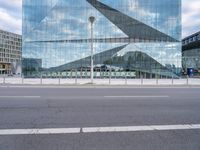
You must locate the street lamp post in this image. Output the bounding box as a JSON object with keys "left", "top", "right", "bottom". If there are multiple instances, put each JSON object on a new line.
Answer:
{"left": 89, "top": 16, "right": 95, "bottom": 84}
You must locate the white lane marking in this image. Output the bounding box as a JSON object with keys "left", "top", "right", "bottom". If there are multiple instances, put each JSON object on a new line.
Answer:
{"left": 0, "top": 124, "right": 200, "bottom": 135}
{"left": 83, "top": 126, "right": 153, "bottom": 133}
{"left": 82, "top": 124, "right": 200, "bottom": 133}
{"left": 191, "top": 124, "right": 200, "bottom": 129}
{"left": 104, "top": 96, "right": 169, "bottom": 98}
{"left": 0, "top": 96, "right": 41, "bottom": 98}
{"left": 0, "top": 128, "right": 80, "bottom": 135}
{"left": 151, "top": 125, "right": 192, "bottom": 130}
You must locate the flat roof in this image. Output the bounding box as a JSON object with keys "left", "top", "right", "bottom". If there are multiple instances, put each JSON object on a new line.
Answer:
{"left": 183, "top": 31, "right": 200, "bottom": 41}
{"left": 0, "top": 29, "right": 21, "bottom": 37}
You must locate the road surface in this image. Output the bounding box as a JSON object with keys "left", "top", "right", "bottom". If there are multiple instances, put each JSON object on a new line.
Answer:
{"left": 0, "top": 86, "right": 200, "bottom": 150}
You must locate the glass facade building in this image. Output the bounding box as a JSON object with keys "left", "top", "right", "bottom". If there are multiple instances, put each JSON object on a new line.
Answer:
{"left": 22, "top": 0, "right": 181, "bottom": 78}
{"left": 182, "top": 31, "right": 200, "bottom": 75}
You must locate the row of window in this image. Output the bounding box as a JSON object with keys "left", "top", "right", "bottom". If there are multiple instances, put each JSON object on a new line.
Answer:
{"left": 0, "top": 50, "right": 21, "bottom": 54}
{"left": 0, "top": 39, "right": 21, "bottom": 45}
{"left": 0, "top": 55, "right": 21, "bottom": 59}
{"left": 0, "top": 30, "right": 21, "bottom": 39}
{"left": 0, "top": 70, "right": 12, "bottom": 75}
{"left": 0, "top": 35, "right": 21, "bottom": 42}
{"left": 0, "top": 58, "right": 10, "bottom": 62}
{"left": 0, "top": 44, "right": 21, "bottom": 51}
{"left": 182, "top": 33, "right": 200, "bottom": 45}
{"left": 0, "top": 40, "right": 21, "bottom": 47}
{"left": 0, "top": 64, "right": 11, "bottom": 68}
{"left": 0, "top": 58, "right": 21, "bottom": 63}
{"left": 0, "top": 48, "right": 21, "bottom": 54}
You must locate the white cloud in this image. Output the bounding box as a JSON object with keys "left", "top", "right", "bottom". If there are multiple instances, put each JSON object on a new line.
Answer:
{"left": 1, "top": 0, "right": 22, "bottom": 7}
{"left": 0, "top": 8, "right": 21, "bottom": 34}
{"left": 0, "top": 0, "right": 22, "bottom": 34}
{"left": 0, "top": 0, "right": 200, "bottom": 37}
{"left": 128, "top": 0, "right": 158, "bottom": 19}
{"left": 182, "top": 0, "right": 200, "bottom": 37}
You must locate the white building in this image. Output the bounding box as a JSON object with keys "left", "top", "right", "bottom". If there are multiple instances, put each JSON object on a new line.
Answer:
{"left": 0, "top": 29, "right": 22, "bottom": 76}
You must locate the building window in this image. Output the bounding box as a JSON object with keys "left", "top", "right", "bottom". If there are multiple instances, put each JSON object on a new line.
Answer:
{"left": 197, "top": 34, "right": 200, "bottom": 41}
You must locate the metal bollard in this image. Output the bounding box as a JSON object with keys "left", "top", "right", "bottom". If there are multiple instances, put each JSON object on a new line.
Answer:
{"left": 156, "top": 76, "right": 158, "bottom": 85}
{"left": 172, "top": 76, "right": 174, "bottom": 85}
{"left": 75, "top": 78, "right": 77, "bottom": 84}
{"left": 125, "top": 75, "right": 127, "bottom": 85}
{"left": 75, "top": 71, "right": 78, "bottom": 84}
{"left": 141, "top": 75, "right": 143, "bottom": 85}
{"left": 109, "top": 69, "right": 111, "bottom": 85}
{"left": 187, "top": 75, "right": 189, "bottom": 85}
{"left": 3, "top": 76, "right": 5, "bottom": 84}
{"left": 40, "top": 75, "right": 42, "bottom": 85}
{"left": 58, "top": 76, "right": 61, "bottom": 85}
{"left": 22, "top": 75, "right": 24, "bottom": 84}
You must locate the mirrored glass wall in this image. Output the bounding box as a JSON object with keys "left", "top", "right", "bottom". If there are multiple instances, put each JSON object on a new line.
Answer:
{"left": 22, "top": 0, "right": 181, "bottom": 78}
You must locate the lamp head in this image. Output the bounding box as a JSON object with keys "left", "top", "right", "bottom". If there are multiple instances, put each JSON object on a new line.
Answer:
{"left": 89, "top": 16, "right": 95, "bottom": 24}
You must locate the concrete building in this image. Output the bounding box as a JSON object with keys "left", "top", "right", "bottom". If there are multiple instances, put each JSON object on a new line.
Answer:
{"left": 0, "top": 29, "right": 22, "bottom": 76}
{"left": 182, "top": 31, "right": 200, "bottom": 75}
{"left": 23, "top": 0, "right": 181, "bottom": 78}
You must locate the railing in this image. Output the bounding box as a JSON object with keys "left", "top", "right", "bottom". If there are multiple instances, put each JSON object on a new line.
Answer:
{"left": 0, "top": 76, "right": 200, "bottom": 85}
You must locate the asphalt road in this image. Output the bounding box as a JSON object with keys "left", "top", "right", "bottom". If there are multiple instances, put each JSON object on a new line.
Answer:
{"left": 0, "top": 86, "right": 200, "bottom": 150}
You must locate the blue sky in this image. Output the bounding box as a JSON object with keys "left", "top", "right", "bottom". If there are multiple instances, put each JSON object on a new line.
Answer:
{"left": 0, "top": 0, "right": 199, "bottom": 38}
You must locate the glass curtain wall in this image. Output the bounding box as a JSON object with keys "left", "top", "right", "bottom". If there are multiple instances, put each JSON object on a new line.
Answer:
{"left": 22, "top": 0, "right": 181, "bottom": 78}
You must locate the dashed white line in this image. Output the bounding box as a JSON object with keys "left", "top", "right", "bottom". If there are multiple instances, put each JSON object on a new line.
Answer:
{"left": 0, "top": 124, "right": 200, "bottom": 135}
{"left": 83, "top": 126, "right": 153, "bottom": 133}
{"left": 0, "top": 96, "right": 41, "bottom": 98}
{"left": 104, "top": 96, "right": 169, "bottom": 98}
{"left": 83, "top": 124, "right": 200, "bottom": 133}
{"left": 0, "top": 128, "right": 80, "bottom": 135}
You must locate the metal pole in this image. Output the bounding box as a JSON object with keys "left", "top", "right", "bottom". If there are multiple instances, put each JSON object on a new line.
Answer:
{"left": 81, "top": 68, "right": 82, "bottom": 79}
{"left": 125, "top": 73, "right": 127, "bottom": 85}
{"left": 3, "top": 75, "right": 5, "bottom": 84}
{"left": 40, "top": 74, "right": 42, "bottom": 85}
{"left": 109, "top": 67, "right": 111, "bottom": 85}
{"left": 22, "top": 75, "right": 24, "bottom": 84}
{"left": 58, "top": 74, "right": 61, "bottom": 85}
{"left": 91, "top": 23, "right": 93, "bottom": 84}
{"left": 141, "top": 75, "right": 143, "bottom": 85}
{"left": 89, "top": 16, "right": 95, "bottom": 84}
{"left": 156, "top": 75, "right": 158, "bottom": 85}
{"left": 75, "top": 70, "right": 77, "bottom": 84}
